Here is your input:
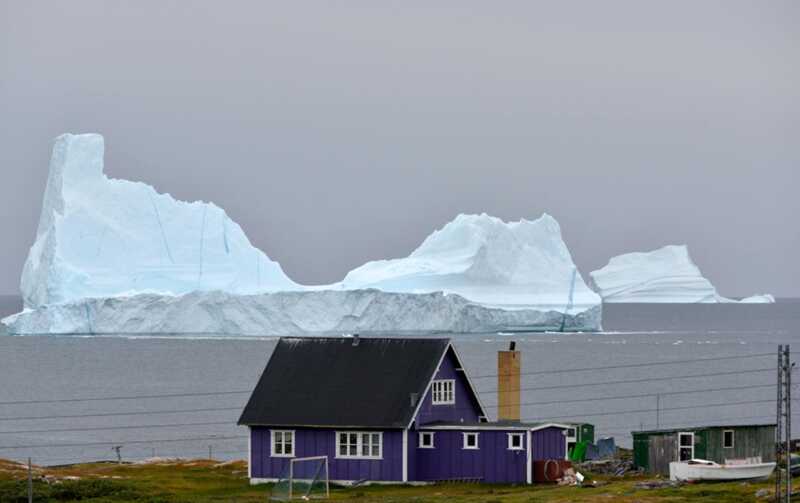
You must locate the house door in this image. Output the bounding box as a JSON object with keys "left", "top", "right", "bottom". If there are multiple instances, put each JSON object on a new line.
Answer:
{"left": 678, "top": 432, "right": 694, "bottom": 461}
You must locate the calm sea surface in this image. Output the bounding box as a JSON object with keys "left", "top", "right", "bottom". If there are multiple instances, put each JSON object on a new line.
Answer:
{"left": 0, "top": 295, "right": 798, "bottom": 465}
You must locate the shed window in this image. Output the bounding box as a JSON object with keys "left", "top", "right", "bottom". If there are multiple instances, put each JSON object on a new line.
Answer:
{"left": 723, "top": 430, "right": 735, "bottom": 449}
{"left": 271, "top": 430, "right": 294, "bottom": 457}
{"left": 507, "top": 432, "right": 524, "bottom": 450}
{"left": 432, "top": 379, "right": 455, "bottom": 405}
{"left": 678, "top": 432, "right": 694, "bottom": 461}
{"left": 336, "top": 431, "right": 382, "bottom": 459}
{"left": 419, "top": 432, "right": 435, "bottom": 448}
{"left": 463, "top": 432, "right": 479, "bottom": 450}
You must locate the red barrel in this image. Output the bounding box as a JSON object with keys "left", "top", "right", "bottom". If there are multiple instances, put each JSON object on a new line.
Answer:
{"left": 533, "top": 460, "right": 573, "bottom": 482}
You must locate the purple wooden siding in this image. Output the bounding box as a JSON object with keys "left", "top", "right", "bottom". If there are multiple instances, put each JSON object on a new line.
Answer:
{"left": 250, "top": 427, "right": 403, "bottom": 481}
{"left": 532, "top": 427, "right": 567, "bottom": 460}
{"left": 415, "top": 348, "right": 482, "bottom": 425}
{"left": 411, "top": 430, "right": 527, "bottom": 483}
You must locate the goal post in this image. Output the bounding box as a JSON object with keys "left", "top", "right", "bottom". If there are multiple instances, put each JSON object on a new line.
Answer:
{"left": 271, "top": 456, "right": 330, "bottom": 500}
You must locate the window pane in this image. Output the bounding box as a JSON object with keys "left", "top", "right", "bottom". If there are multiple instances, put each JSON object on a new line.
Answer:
{"left": 361, "top": 435, "right": 369, "bottom": 456}
{"left": 372, "top": 433, "right": 380, "bottom": 456}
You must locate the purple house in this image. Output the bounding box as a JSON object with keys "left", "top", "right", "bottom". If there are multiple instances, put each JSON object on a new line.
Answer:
{"left": 238, "top": 336, "right": 578, "bottom": 485}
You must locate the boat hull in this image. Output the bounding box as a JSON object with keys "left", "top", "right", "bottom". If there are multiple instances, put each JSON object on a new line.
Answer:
{"left": 670, "top": 461, "right": 775, "bottom": 481}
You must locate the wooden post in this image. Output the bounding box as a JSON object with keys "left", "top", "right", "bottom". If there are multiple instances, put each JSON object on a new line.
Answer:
{"left": 27, "top": 457, "right": 32, "bottom": 503}
{"left": 498, "top": 343, "right": 521, "bottom": 422}
{"left": 325, "top": 457, "right": 330, "bottom": 498}
{"left": 288, "top": 459, "right": 293, "bottom": 500}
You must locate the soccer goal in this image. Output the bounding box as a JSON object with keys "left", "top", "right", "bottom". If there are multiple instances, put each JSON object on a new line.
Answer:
{"left": 270, "top": 456, "right": 330, "bottom": 500}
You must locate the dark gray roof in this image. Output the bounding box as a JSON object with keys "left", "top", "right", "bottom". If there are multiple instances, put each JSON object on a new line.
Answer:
{"left": 633, "top": 423, "right": 776, "bottom": 435}
{"left": 238, "top": 337, "right": 451, "bottom": 428}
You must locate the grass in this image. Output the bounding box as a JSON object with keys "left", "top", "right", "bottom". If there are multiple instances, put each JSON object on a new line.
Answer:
{"left": 0, "top": 457, "right": 785, "bottom": 502}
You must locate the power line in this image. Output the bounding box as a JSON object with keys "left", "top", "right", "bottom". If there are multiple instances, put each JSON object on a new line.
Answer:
{"left": 0, "top": 390, "right": 251, "bottom": 406}
{"left": 0, "top": 434, "right": 248, "bottom": 450}
{"left": 0, "top": 407, "right": 241, "bottom": 422}
{"left": 598, "top": 413, "right": 780, "bottom": 436}
{"left": 470, "top": 352, "right": 775, "bottom": 379}
{"left": 520, "top": 398, "right": 774, "bottom": 422}
{"left": 0, "top": 420, "right": 238, "bottom": 435}
{"left": 486, "top": 383, "right": 774, "bottom": 408}
{"left": 18, "top": 448, "right": 250, "bottom": 465}
{"left": 476, "top": 368, "right": 774, "bottom": 394}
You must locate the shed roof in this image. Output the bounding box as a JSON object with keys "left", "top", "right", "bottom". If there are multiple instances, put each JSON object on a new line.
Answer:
{"left": 238, "top": 336, "right": 453, "bottom": 428}
{"left": 632, "top": 423, "right": 776, "bottom": 436}
{"left": 422, "top": 420, "right": 579, "bottom": 431}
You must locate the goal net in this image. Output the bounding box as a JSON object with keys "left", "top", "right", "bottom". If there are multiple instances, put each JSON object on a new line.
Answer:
{"left": 270, "top": 456, "right": 330, "bottom": 500}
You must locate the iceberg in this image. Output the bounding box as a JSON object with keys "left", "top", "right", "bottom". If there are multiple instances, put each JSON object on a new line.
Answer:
{"left": 589, "top": 245, "right": 775, "bottom": 304}
{"left": 3, "top": 133, "right": 601, "bottom": 335}
{"left": 20, "top": 133, "right": 298, "bottom": 309}
{"left": 339, "top": 213, "right": 600, "bottom": 312}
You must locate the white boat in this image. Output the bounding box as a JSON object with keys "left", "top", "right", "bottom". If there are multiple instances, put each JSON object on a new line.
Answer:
{"left": 669, "top": 458, "right": 775, "bottom": 481}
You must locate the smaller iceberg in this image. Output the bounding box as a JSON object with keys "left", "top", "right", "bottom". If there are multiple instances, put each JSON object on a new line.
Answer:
{"left": 589, "top": 245, "right": 775, "bottom": 304}
{"left": 339, "top": 213, "right": 600, "bottom": 313}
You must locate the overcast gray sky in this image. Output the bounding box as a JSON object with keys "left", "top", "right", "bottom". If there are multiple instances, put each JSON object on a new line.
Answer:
{"left": 1, "top": 1, "right": 798, "bottom": 297}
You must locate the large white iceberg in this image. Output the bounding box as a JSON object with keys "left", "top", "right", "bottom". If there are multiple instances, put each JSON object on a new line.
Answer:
{"left": 3, "top": 133, "right": 600, "bottom": 335}
{"left": 21, "top": 133, "right": 298, "bottom": 309}
{"left": 590, "top": 245, "right": 774, "bottom": 303}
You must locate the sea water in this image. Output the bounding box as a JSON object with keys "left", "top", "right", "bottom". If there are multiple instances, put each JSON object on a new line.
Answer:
{"left": 0, "top": 296, "right": 797, "bottom": 465}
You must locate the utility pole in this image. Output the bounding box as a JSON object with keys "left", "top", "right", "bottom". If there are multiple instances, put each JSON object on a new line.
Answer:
{"left": 777, "top": 345, "right": 793, "bottom": 502}
{"left": 27, "top": 457, "right": 32, "bottom": 503}
{"left": 656, "top": 394, "right": 661, "bottom": 429}
{"left": 777, "top": 345, "right": 784, "bottom": 501}
{"left": 785, "top": 345, "right": 792, "bottom": 503}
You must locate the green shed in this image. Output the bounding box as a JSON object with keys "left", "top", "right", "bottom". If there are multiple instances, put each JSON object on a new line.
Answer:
{"left": 565, "top": 423, "right": 595, "bottom": 454}
{"left": 632, "top": 423, "right": 776, "bottom": 475}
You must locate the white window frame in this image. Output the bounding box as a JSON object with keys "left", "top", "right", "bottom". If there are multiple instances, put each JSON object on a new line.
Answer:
{"left": 507, "top": 432, "right": 524, "bottom": 451}
{"left": 270, "top": 429, "right": 295, "bottom": 457}
{"left": 678, "top": 432, "right": 695, "bottom": 461}
{"left": 722, "top": 430, "right": 735, "bottom": 449}
{"left": 431, "top": 379, "right": 455, "bottom": 405}
{"left": 418, "top": 431, "right": 435, "bottom": 449}
{"left": 462, "top": 432, "right": 479, "bottom": 450}
{"left": 335, "top": 431, "right": 383, "bottom": 460}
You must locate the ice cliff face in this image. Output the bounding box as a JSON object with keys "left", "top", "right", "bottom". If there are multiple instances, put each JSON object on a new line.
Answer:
{"left": 590, "top": 245, "right": 774, "bottom": 303}
{"left": 5, "top": 290, "right": 599, "bottom": 336}
{"left": 341, "top": 213, "right": 600, "bottom": 312}
{"left": 21, "top": 134, "right": 298, "bottom": 309}
{"left": 4, "top": 133, "right": 601, "bottom": 335}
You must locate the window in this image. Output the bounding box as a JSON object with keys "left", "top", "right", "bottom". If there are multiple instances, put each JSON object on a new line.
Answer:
{"left": 336, "top": 431, "right": 382, "bottom": 459}
{"left": 463, "top": 432, "right": 479, "bottom": 450}
{"left": 419, "top": 432, "right": 435, "bottom": 449}
{"left": 431, "top": 379, "right": 455, "bottom": 405}
{"left": 508, "top": 433, "right": 524, "bottom": 450}
{"left": 678, "top": 432, "right": 694, "bottom": 461}
{"left": 566, "top": 428, "right": 576, "bottom": 439}
{"left": 723, "top": 430, "right": 735, "bottom": 449}
{"left": 271, "top": 430, "right": 294, "bottom": 457}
